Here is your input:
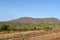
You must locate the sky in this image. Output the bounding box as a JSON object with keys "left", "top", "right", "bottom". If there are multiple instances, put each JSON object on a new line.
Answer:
{"left": 0, "top": 0, "right": 60, "bottom": 22}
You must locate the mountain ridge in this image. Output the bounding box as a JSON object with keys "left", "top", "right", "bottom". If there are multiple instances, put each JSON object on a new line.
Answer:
{"left": 0, "top": 17, "right": 60, "bottom": 26}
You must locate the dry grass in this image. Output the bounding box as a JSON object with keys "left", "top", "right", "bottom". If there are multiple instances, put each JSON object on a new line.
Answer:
{"left": 0, "top": 30, "right": 60, "bottom": 40}
{"left": 0, "top": 30, "right": 45, "bottom": 39}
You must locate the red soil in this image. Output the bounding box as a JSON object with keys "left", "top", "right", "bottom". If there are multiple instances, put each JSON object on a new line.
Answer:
{"left": 8, "top": 32, "right": 60, "bottom": 40}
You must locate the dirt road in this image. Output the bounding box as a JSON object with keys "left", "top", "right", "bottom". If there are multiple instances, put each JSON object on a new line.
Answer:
{"left": 8, "top": 32, "right": 60, "bottom": 40}
{"left": 24, "top": 32, "right": 60, "bottom": 40}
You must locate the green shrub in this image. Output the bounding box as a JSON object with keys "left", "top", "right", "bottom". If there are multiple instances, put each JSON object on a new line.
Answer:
{"left": 41, "top": 24, "right": 52, "bottom": 30}
{"left": 8, "top": 27, "right": 17, "bottom": 31}
{"left": 0, "top": 24, "right": 9, "bottom": 31}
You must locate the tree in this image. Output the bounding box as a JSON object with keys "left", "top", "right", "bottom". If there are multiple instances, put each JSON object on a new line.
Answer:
{"left": 0, "top": 24, "right": 9, "bottom": 31}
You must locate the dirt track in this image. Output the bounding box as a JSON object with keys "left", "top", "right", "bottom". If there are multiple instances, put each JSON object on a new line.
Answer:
{"left": 9, "top": 32, "right": 60, "bottom": 40}
{"left": 24, "top": 32, "right": 60, "bottom": 40}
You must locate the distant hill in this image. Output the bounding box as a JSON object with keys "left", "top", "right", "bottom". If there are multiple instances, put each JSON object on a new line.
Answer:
{"left": 0, "top": 17, "right": 60, "bottom": 26}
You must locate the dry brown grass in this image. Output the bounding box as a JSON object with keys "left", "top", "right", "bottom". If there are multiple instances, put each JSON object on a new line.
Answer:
{"left": 2, "top": 30, "right": 60, "bottom": 40}
{"left": 1, "top": 30, "right": 60, "bottom": 40}
{"left": 0, "top": 30, "right": 45, "bottom": 39}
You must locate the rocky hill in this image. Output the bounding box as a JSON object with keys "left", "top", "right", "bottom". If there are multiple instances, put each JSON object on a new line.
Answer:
{"left": 0, "top": 17, "right": 60, "bottom": 26}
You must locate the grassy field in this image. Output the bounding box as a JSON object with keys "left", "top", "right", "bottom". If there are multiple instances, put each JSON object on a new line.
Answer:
{"left": 0, "top": 30, "right": 60, "bottom": 40}
{"left": 0, "top": 24, "right": 60, "bottom": 40}
{"left": 0, "top": 30, "right": 46, "bottom": 39}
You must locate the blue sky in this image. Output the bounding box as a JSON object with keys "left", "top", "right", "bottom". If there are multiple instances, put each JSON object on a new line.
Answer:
{"left": 0, "top": 0, "right": 60, "bottom": 21}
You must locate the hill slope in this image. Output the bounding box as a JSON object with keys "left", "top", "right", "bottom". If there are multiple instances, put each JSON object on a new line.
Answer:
{"left": 0, "top": 17, "right": 60, "bottom": 26}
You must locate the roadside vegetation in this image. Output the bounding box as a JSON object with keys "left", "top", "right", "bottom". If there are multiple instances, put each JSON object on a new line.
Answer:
{"left": 0, "top": 24, "right": 60, "bottom": 40}
{"left": 0, "top": 24, "right": 59, "bottom": 32}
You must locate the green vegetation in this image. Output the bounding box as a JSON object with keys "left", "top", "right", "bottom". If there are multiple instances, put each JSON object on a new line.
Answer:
{"left": 40, "top": 24, "right": 53, "bottom": 30}
{"left": 0, "top": 24, "right": 59, "bottom": 32}
{"left": 0, "top": 17, "right": 60, "bottom": 32}
{"left": 0, "top": 24, "right": 9, "bottom": 31}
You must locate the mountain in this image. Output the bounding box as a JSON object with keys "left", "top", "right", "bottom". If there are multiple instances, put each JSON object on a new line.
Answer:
{"left": 0, "top": 17, "right": 60, "bottom": 26}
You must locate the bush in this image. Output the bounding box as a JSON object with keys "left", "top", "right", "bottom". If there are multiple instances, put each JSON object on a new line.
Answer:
{"left": 0, "top": 24, "right": 9, "bottom": 31}
{"left": 41, "top": 24, "right": 52, "bottom": 30}
{"left": 8, "top": 27, "right": 17, "bottom": 31}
